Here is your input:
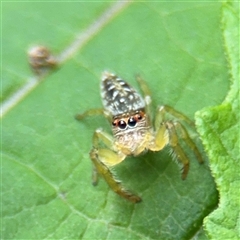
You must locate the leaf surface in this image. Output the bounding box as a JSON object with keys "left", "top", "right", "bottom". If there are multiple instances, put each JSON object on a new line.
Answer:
{"left": 195, "top": 2, "right": 240, "bottom": 239}
{"left": 2, "top": 2, "right": 230, "bottom": 239}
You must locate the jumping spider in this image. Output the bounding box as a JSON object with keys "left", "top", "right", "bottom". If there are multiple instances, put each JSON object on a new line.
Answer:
{"left": 76, "top": 72, "right": 203, "bottom": 203}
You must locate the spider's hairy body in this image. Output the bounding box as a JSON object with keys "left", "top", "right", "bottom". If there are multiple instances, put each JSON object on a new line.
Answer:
{"left": 76, "top": 71, "right": 203, "bottom": 203}
{"left": 101, "top": 72, "right": 154, "bottom": 156}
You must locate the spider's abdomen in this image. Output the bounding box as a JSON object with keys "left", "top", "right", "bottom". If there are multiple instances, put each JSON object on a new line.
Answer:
{"left": 101, "top": 72, "right": 145, "bottom": 116}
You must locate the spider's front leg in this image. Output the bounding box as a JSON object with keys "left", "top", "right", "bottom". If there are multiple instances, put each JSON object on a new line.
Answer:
{"left": 153, "top": 105, "right": 203, "bottom": 180}
{"left": 90, "top": 129, "right": 142, "bottom": 203}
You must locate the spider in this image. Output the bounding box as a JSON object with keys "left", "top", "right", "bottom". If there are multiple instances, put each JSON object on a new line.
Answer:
{"left": 75, "top": 72, "right": 203, "bottom": 203}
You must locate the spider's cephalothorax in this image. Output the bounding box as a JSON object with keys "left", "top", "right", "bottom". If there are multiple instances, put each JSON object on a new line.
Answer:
{"left": 101, "top": 72, "right": 153, "bottom": 156}
{"left": 76, "top": 72, "right": 203, "bottom": 203}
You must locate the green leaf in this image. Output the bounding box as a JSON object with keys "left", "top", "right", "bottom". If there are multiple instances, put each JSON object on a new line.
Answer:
{"left": 2, "top": 2, "right": 230, "bottom": 239}
{"left": 1, "top": 2, "right": 112, "bottom": 102}
{"left": 195, "top": 1, "right": 240, "bottom": 239}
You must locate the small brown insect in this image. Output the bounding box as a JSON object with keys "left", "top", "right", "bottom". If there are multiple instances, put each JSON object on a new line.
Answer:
{"left": 28, "top": 46, "right": 57, "bottom": 75}
{"left": 76, "top": 72, "right": 203, "bottom": 203}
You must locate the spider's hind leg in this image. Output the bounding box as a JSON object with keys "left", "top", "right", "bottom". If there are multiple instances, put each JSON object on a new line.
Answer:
{"left": 174, "top": 122, "right": 204, "bottom": 165}
{"left": 166, "top": 121, "right": 190, "bottom": 180}
{"left": 154, "top": 105, "right": 204, "bottom": 180}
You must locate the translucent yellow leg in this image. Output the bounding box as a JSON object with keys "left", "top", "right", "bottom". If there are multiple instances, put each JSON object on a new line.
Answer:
{"left": 90, "top": 129, "right": 142, "bottom": 203}
{"left": 75, "top": 108, "right": 104, "bottom": 120}
{"left": 174, "top": 122, "right": 204, "bottom": 164}
{"left": 75, "top": 108, "right": 141, "bottom": 202}
{"left": 166, "top": 122, "right": 190, "bottom": 180}
{"left": 136, "top": 75, "right": 152, "bottom": 119}
{"left": 149, "top": 123, "right": 169, "bottom": 151}
{"left": 155, "top": 105, "right": 195, "bottom": 129}
{"left": 153, "top": 105, "right": 203, "bottom": 179}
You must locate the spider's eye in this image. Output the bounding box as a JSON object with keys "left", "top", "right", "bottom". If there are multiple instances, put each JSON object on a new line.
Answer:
{"left": 138, "top": 111, "right": 145, "bottom": 119}
{"left": 136, "top": 114, "right": 142, "bottom": 120}
{"left": 118, "top": 120, "right": 127, "bottom": 129}
{"left": 112, "top": 120, "right": 117, "bottom": 127}
{"left": 128, "top": 117, "right": 137, "bottom": 127}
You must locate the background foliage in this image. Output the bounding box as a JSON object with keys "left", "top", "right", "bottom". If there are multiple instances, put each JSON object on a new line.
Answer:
{"left": 196, "top": 2, "right": 239, "bottom": 239}
{"left": 2, "top": 1, "right": 237, "bottom": 239}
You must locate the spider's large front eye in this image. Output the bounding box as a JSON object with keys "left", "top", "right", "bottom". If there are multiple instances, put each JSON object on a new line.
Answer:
{"left": 128, "top": 117, "right": 137, "bottom": 127}
{"left": 118, "top": 120, "right": 127, "bottom": 129}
